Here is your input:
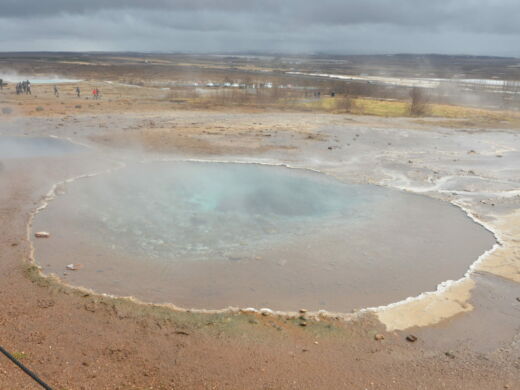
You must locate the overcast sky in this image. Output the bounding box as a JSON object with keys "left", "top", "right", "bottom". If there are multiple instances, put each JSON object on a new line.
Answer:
{"left": 0, "top": 0, "right": 519, "bottom": 56}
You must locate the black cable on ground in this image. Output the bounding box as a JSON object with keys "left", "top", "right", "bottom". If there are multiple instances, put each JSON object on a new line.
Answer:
{"left": 0, "top": 345, "right": 54, "bottom": 390}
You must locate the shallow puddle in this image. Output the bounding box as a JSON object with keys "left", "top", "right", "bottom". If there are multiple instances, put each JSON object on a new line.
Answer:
{"left": 33, "top": 162, "right": 496, "bottom": 312}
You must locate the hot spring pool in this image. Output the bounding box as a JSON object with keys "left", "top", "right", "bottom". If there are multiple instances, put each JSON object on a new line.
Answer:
{"left": 33, "top": 161, "right": 495, "bottom": 312}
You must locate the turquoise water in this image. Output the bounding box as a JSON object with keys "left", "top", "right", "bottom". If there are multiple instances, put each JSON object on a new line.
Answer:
{"left": 67, "top": 162, "right": 378, "bottom": 262}
{"left": 34, "top": 161, "right": 495, "bottom": 311}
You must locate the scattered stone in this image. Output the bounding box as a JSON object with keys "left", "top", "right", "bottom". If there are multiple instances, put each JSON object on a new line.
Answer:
{"left": 175, "top": 330, "right": 190, "bottom": 336}
{"left": 374, "top": 334, "right": 385, "bottom": 341}
{"left": 260, "top": 308, "right": 274, "bottom": 316}
{"left": 11, "top": 242, "right": 18, "bottom": 247}
{"left": 406, "top": 335, "right": 418, "bottom": 343}
{"left": 467, "top": 150, "right": 477, "bottom": 155}
{"left": 445, "top": 351, "right": 456, "bottom": 359}
{"left": 408, "top": 160, "right": 413, "bottom": 164}
{"left": 34, "top": 231, "right": 50, "bottom": 238}
{"left": 327, "top": 146, "right": 333, "bottom": 150}
{"left": 66, "top": 263, "right": 83, "bottom": 271}
{"left": 299, "top": 309, "right": 308, "bottom": 314}
{"left": 36, "top": 299, "right": 55, "bottom": 309}
{"left": 299, "top": 321, "right": 307, "bottom": 327}
{"left": 496, "top": 155, "right": 503, "bottom": 158}
{"left": 516, "top": 297, "right": 520, "bottom": 302}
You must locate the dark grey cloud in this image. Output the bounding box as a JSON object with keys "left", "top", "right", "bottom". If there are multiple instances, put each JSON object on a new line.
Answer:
{"left": 0, "top": 0, "right": 519, "bottom": 56}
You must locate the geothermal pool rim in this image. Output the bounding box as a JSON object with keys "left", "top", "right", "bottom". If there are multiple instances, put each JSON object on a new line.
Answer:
{"left": 23, "top": 145, "right": 503, "bottom": 328}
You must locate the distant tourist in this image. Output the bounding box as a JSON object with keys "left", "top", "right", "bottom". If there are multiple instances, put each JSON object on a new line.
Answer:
{"left": 92, "top": 88, "right": 100, "bottom": 99}
{"left": 0, "top": 78, "right": 3, "bottom": 90}
{"left": 76, "top": 87, "right": 80, "bottom": 97}
{"left": 54, "top": 85, "right": 59, "bottom": 97}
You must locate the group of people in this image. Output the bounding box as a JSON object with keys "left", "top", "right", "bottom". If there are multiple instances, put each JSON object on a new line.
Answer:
{"left": 52, "top": 86, "right": 99, "bottom": 99}
{"left": 0, "top": 80, "right": 101, "bottom": 99}
{"left": 16, "top": 80, "right": 31, "bottom": 95}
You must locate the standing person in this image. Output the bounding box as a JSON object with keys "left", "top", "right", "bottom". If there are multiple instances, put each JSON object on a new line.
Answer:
{"left": 75, "top": 87, "right": 80, "bottom": 97}
{"left": 26, "top": 80, "right": 31, "bottom": 95}
{"left": 0, "top": 78, "right": 3, "bottom": 90}
{"left": 54, "top": 85, "right": 59, "bottom": 97}
{"left": 92, "top": 88, "right": 97, "bottom": 99}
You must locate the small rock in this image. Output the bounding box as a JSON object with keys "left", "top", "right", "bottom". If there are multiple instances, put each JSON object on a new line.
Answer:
{"left": 406, "top": 335, "right": 418, "bottom": 343}
{"left": 260, "top": 308, "right": 274, "bottom": 316}
{"left": 516, "top": 297, "right": 520, "bottom": 302}
{"left": 37, "top": 299, "right": 55, "bottom": 309}
{"left": 34, "top": 232, "right": 50, "bottom": 238}
{"left": 175, "top": 330, "right": 190, "bottom": 336}
{"left": 327, "top": 146, "right": 333, "bottom": 150}
{"left": 299, "top": 321, "right": 307, "bottom": 327}
{"left": 445, "top": 351, "right": 456, "bottom": 359}
{"left": 66, "top": 264, "right": 83, "bottom": 271}
{"left": 299, "top": 308, "right": 308, "bottom": 314}
{"left": 374, "top": 334, "right": 385, "bottom": 341}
